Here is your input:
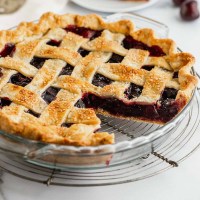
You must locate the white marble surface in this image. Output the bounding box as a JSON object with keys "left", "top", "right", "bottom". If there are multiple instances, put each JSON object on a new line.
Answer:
{"left": 0, "top": 0, "right": 200, "bottom": 200}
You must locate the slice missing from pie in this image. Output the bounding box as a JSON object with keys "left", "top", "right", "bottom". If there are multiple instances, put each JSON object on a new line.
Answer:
{"left": 0, "top": 13, "right": 197, "bottom": 146}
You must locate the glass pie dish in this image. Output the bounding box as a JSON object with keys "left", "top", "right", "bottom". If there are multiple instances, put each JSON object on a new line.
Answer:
{"left": 0, "top": 13, "right": 196, "bottom": 170}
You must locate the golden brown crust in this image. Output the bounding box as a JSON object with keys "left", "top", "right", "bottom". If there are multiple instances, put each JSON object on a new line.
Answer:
{"left": 0, "top": 12, "right": 197, "bottom": 146}
{"left": 0, "top": 109, "right": 114, "bottom": 146}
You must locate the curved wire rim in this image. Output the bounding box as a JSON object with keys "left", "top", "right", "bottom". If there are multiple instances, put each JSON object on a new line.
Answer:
{"left": 0, "top": 13, "right": 196, "bottom": 157}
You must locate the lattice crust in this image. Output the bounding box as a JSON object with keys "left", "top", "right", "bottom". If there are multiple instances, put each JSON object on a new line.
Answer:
{"left": 0, "top": 12, "right": 197, "bottom": 146}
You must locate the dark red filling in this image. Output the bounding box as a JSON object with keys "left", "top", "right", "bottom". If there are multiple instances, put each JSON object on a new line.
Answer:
{"left": 30, "top": 57, "right": 48, "bottom": 69}
{"left": 161, "top": 88, "right": 178, "bottom": 100}
{"left": 47, "top": 39, "right": 61, "bottom": 47}
{"left": 9, "top": 73, "right": 32, "bottom": 87}
{"left": 92, "top": 73, "right": 113, "bottom": 88}
{"left": 59, "top": 64, "right": 74, "bottom": 76}
{"left": 0, "top": 68, "right": 3, "bottom": 77}
{"left": 173, "top": 72, "right": 179, "bottom": 79}
{"left": 69, "top": 86, "right": 180, "bottom": 123}
{"left": 108, "top": 53, "right": 124, "bottom": 63}
{"left": 0, "top": 43, "right": 16, "bottom": 57}
{"left": 122, "top": 36, "right": 165, "bottom": 57}
{"left": 0, "top": 97, "right": 12, "bottom": 108}
{"left": 42, "top": 87, "right": 60, "bottom": 104}
{"left": 142, "top": 65, "right": 155, "bottom": 71}
{"left": 124, "top": 83, "right": 143, "bottom": 100}
{"left": 78, "top": 48, "right": 90, "bottom": 57}
{"left": 61, "top": 123, "right": 73, "bottom": 128}
{"left": 89, "top": 75, "right": 179, "bottom": 122}
{"left": 81, "top": 93, "right": 179, "bottom": 123}
{"left": 26, "top": 110, "right": 40, "bottom": 118}
{"left": 65, "top": 25, "right": 102, "bottom": 40}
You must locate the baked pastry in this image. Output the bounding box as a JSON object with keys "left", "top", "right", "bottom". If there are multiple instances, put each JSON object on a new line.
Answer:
{"left": 0, "top": 13, "right": 197, "bottom": 146}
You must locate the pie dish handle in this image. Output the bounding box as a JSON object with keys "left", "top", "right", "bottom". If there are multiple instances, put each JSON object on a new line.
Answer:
{"left": 106, "top": 12, "right": 169, "bottom": 38}
{"left": 25, "top": 143, "right": 120, "bottom": 167}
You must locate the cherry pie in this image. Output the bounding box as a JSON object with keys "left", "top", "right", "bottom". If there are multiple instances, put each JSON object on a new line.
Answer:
{"left": 0, "top": 13, "right": 197, "bottom": 146}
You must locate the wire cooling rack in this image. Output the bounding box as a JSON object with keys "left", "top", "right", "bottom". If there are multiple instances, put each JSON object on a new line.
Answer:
{"left": 0, "top": 88, "right": 200, "bottom": 186}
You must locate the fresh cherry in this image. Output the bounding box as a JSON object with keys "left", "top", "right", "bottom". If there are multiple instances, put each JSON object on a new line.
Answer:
{"left": 180, "top": 0, "right": 200, "bottom": 21}
{"left": 173, "top": 0, "right": 187, "bottom": 6}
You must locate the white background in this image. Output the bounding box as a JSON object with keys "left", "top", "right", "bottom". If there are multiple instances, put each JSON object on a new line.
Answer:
{"left": 0, "top": 0, "right": 200, "bottom": 200}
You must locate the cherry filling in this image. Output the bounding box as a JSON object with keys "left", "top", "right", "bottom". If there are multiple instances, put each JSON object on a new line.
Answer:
{"left": 80, "top": 83, "right": 179, "bottom": 123}
{"left": 0, "top": 97, "right": 12, "bottom": 109}
{"left": 124, "top": 83, "right": 143, "bottom": 100}
{"left": 92, "top": 73, "right": 113, "bottom": 88}
{"left": 46, "top": 40, "right": 61, "bottom": 47}
{"left": 173, "top": 72, "right": 179, "bottom": 79}
{"left": 142, "top": 65, "right": 155, "bottom": 71}
{"left": 9, "top": 73, "right": 32, "bottom": 87}
{"left": 161, "top": 88, "right": 178, "bottom": 100}
{"left": 122, "top": 36, "right": 166, "bottom": 57}
{"left": 30, "top": 57, "right": 48, "bottom": 69}
{"left": 26, "top": 110, "right": 40, "bottom": 118}
{"left": 107, "top": 53, "right": 124, "bottom": 63}
{"left": 59, "top": 64, "right": 74, "bottom": 76}
{"left": 61, "top": 123, "right": 74, "bottom": 128}
{"left": 159, "top": 98, "right": 179, "bottom": 120}
{"left": 65, "top": 25, "right": 102, "bottom": 40}
{"left": 82, "top": 92, "right": 179, "bottom": 123}
{"left": 90, "top": 31, "right": 102, "bottom": 40}
{"left": 78, "top": 48, "right": 90, "bottom": 57}
{"left": 0, "top": 68, "right": 3, "bottom": 77}
{"left": 42, "top": 87, "right": 60, "bottom": 104}
{"left": 0, "top": 43, "right": 16, "bottom": 57}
